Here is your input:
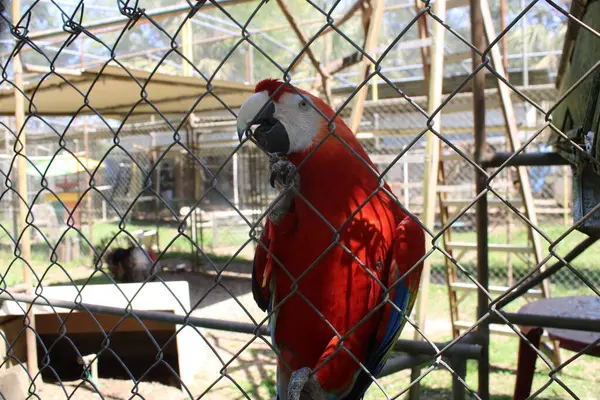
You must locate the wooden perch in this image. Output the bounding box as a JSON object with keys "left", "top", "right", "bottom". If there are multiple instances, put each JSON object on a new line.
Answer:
{"left": 293, "top": 0, "right": 369, "bottom": 74}
{"left": 276, "top": 0, "right": 332, "bottom": 104}
{"left": 323, "top": 0, "right": 369, "bottom": 35}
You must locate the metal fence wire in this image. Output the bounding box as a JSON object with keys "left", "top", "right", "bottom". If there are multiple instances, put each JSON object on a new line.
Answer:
{"left": 0, "top": 0, "right": 599, "bottom": 399}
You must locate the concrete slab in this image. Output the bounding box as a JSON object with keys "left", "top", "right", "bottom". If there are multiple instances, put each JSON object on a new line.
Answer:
{"left": 0, "top": 281, "right": 206, "bottom": 390}
{"left": 0, "top": 364, "right": 30, "bottom": 399}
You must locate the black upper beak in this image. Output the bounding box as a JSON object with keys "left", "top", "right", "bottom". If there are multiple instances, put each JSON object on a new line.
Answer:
{"left": 237, "top": 101, "right": 290, "bottom": 155}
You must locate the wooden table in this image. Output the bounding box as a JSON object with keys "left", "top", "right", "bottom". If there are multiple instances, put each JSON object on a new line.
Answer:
{"left": 513, "top": 296, "right": 600, "bottom": 400}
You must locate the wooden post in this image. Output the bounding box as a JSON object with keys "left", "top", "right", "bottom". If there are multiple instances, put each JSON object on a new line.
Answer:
{"left": 83, "top": 121, "right": 93, "bottom": 255}
{"left": 414, "top": 0, "right": 445, "bottom": 338}
{"left": 473, "top": 0, "right": 490, "bottom": 396}
{"left": 349, "top": 0, "right": 385, "bottom": 134}
{"left": 150, "top": 130, "right": 161, "bottom": 251}
{"left": 80, "top": 38, "right": 93, "bottom": 256}
{"left": 12, "top": 0, "right": 38, "bottom": 376}
{"left": 410, "top": 0, "right": 446, "bottom": 397}
{"left": 500, "top": 0, "right": 508, "bottom": 72}
{"left": 480, "top": 0, "right": 551, "bottom": 298}
{"left": 414, "top": 0, "right": 431, "bottom": 87}
{"left": 182, "top": 20, "right": 194, "bottom": 77}
{"left": 563, "top": 165, "right": 569, "bottom": 225}
{"left": 506, "top": 168, "right": 514, "bottom": 286}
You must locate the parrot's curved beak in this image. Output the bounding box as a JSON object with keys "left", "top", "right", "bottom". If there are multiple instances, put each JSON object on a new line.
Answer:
{"left": 237, "top": 92, "right": 290, "bottom": 155}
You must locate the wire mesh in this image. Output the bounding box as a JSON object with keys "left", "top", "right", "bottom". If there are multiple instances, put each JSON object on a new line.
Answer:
{"left": 0, "top": 0, "right": 599, "bottom": 399}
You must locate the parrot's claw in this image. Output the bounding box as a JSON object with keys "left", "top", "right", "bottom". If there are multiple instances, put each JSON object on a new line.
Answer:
{"left": 287, "top": 367, "right": 325, "bottom": 400}
{"left": 268, "top": 157, "right": 299, "bottom": 224}
{"left": 269, "top": 157, "right": 299, "bottom": 190}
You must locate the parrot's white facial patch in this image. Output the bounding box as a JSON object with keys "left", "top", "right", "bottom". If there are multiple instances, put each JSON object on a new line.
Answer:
{"left": 272, "top": 92, "right": 322, "bottom": 154}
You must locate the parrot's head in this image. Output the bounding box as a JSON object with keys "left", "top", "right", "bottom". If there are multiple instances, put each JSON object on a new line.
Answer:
{"left": 236, "top": 79, "right": 331, "bottom": 156}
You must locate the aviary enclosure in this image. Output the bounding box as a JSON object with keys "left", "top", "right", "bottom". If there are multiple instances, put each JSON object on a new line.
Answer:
{"left": 0, "top": 0, "right": 598, "bottom": 399}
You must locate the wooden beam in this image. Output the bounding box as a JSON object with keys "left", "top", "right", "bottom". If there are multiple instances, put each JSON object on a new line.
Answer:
{"left": 182, "top": 19, "right": 194, "bottom": 77}
{"left": 349, "top": 0, "right": 386, "bottom": 133}
{"left": 275, "top": 0, "right": 332, "bottom": 104}
{"left": 12, "top": 0, "right": 38, "bottom": 377}
{"left": 410, "top": 2, "right": 446, "bottom": 396}
{"left": 480, "top": 0, "right": 551, "bottom": 298}
{"left": 414, "top": 0, "right": 446, "bottom": 335}
{"left": 449, "top": 282, "right": 543, "bottom": 297}
{"left": 291, "top": 0, "right": 367, "bottom": 77}
{"left": 415, "top": 0, "right": 431, "bottom": 87}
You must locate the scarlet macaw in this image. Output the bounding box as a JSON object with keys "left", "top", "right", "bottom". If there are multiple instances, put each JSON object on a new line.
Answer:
{"left": 236, "top": 79, "right": 425, "bottom": 400}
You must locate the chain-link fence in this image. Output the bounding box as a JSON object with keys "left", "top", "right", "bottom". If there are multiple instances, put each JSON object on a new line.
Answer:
{"left": 0, "top": 0, "right": 599, "bottom": 399}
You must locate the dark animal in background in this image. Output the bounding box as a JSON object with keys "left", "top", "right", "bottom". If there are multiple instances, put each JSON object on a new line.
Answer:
{"left": 105, "top": 246, "right": 155, "bottom": 283}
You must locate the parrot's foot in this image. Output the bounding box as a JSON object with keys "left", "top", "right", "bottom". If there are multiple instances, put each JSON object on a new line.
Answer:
{"left": 287, "top": 367, "right": 325, "bottom": 400}
{"left": 268, "top": 157, "right": 300, "bottom": 224}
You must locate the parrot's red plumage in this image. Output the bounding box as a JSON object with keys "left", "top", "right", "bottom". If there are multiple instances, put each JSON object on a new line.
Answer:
{"left": 240, "top": 79, "right": 425, "bottom": 400}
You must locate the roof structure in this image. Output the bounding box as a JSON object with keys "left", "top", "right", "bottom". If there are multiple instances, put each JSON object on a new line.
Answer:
{"left": 23, "top": 83, "right": 555, "bottom": 150}
{"left": 0, "top": 63, "right": 255, "bottom": 118}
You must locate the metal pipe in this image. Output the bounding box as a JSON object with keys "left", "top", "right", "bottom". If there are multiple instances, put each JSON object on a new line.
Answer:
{"left": 489, "top": 312, "right": 600, "bottom": 332}
{"left": 450, "top": 356, "right": 467, "bottom": 400}
{"left": 1, "top": 291, "right": 486, "bottom": 357}
{"left": 471, "top": 0, "right": 489, "bottom": 395}
{"left": 379, "top": 354, "right": 432, "bottom": 378}
{"left": 381, "top": 337, "right": 481, "bottom": 384}
{"left": 495, "top": 235, "right": 598, "bottom": 309}
{"left": 482, "top": 152, "right": 571, "bottom": 168}
{"left": 0, "top": 292, "right": 271, "bottom": 336}
{"left": 395, "top": 338, "right": 482, "bottom": 359}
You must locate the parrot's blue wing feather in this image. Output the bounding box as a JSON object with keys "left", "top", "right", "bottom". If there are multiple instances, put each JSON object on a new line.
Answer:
{"left": 370, "top": 282, "right": 413, "bottom": 377}
{"left": 343, "top": 279, "right": 415, "bottom": 400}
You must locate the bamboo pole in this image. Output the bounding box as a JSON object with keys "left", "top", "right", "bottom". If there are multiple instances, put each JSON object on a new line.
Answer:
{"left": 12, "top": 0, "right": 38, "bottom": 376}
{"left": 349, "top": 0, "right": 386, "bottom": 134}
{"left": 410, "top": 0, "right": 446, "bottom": 397}
{"left": 414, "top": 0, "right": 446, "bottom": 339}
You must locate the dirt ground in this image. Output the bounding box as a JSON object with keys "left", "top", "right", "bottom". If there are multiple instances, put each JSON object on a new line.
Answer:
{"left": 36, "top": 378, "right": 188, "bottom": 400}
{"left": 26, "top": 265, "right": 277, "bottom": 400}
{"left": 27, "top": 263, "right": 452, "bottom": 400}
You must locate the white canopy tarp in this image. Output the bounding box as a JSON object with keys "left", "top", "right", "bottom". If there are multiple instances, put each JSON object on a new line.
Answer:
{"left": 0, "top": 63, "right": 255, "bottom": 118}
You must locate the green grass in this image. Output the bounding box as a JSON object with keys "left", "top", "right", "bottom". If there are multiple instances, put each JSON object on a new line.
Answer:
{"left": 0, "top": 215, "right": 252, "bottom": 287}
{"left": 1, "top": 218, "right": 598, "bottom": 295}
{"left": 361, "top": 282, "right": 600, "bottom": 399}
{"left": 428, "top": 223, "right": 600, "bottom": 288}
{"left": 232, "top": 282, "right": 600, "bottom": 399}
{"left": 1, "top": 213, "right": 598, "bottom": 399}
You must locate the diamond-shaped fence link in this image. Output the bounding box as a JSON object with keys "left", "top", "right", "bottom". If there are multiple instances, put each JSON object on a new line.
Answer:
{"left": 0, "top": 0, "right": 599, "bottom": 399}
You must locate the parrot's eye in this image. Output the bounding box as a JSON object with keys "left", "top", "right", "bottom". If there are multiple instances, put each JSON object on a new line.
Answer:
{"left": 298, "top": 99, "right": 309, "bottom": 111}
